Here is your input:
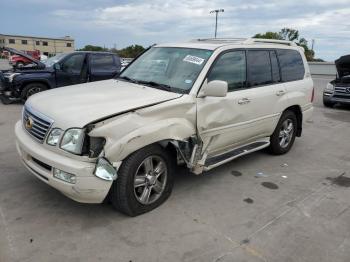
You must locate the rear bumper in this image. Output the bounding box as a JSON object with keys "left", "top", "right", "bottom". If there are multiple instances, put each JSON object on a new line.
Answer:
{"left": 15, "top": 121, "right": 112, "bottom": 203}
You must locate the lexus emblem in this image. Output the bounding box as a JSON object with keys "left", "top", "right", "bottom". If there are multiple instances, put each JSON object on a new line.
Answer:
{"left": 346, "top": 88, "right": 350, "bottom": 93}
{"left": 25, "top": 117, "right": 34, "bottom": 129}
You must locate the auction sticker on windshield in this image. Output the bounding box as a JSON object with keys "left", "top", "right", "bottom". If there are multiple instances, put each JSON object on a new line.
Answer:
{"left": 183, "top": 55, "right": 205, "bottom": 65}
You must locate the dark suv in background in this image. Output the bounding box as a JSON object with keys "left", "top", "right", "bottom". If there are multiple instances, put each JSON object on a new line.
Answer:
{"left": 0, "top": 48, "right": 121, "bottom": 103}
{"left": 323, "top": 55, "right": 350, "bottom": 107}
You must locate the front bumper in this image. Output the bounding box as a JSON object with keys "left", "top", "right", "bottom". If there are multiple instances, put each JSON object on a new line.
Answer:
{"left": 15, "top": 121, "right": 113, "bottom": 203}
{"left": 323, "top": 93, "right": 350, "bottom": 104}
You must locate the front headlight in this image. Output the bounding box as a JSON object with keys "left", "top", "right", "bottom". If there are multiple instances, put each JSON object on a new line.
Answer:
{"left": 60, "top": 128, "right": 85, "bottom": 154}
{"left": 325, "top": 83, "right": 334, "bottom": 93}
{"left": 47, "top": 128, "right": 63, "bottom": 146}
{"left": 7, "top": 73, "right": 21, "bottom": 82}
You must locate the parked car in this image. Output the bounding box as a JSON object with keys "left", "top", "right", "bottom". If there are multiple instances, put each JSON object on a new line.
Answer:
{"left": 0, "top": 47, "right": 121, "bottom": 103}
{"left": 40, "top": 54, "right": 48, "bottom": 62}
{"left": 15, "top": 38, "right": 313, "bottom": 216}
{"left": 323, "top": 55, "right": 350, "bottom": 107}
{"left": 9, "top": 50, "right": 41, "bottom": 68}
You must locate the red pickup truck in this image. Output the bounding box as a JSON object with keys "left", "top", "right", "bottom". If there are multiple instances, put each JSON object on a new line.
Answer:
{"left": 9, "top": 50, "right": 41, "bottom": 68}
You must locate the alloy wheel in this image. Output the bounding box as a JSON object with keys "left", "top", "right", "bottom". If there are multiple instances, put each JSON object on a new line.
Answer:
{"left": 279, "top": 119, "right": 294, "bottom": 148}
{"left": 133, "top": 155, "right": 167, "bottom": 205}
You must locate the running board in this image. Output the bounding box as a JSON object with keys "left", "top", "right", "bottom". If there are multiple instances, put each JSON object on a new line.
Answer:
{"left": 204, "top": 140, "right": 270, "bottom": 171}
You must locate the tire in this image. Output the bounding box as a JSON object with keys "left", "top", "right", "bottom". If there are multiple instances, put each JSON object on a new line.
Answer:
{"left": 323, "top": 99, "right": 335, "bottom": 108}
{"left": 269, "top": 110, "right": 297, "bottom": 155}
{"left": 110, "top": 144, "right": 174, "bottom": 216}
{"left": 16, "top": 62, "right": 24, "bottom": 68}
{"left": 21, "top": 83, "right": 48, "bottom": 101}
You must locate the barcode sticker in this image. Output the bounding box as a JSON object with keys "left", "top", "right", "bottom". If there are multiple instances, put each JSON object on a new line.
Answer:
{"left": 183, "top": 55, "right": 205, "bottom": 65}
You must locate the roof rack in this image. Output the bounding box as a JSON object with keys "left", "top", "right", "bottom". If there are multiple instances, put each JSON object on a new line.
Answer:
{"left": 192, "top": 38, "right": 246, "bottom": 43}
{"left": 192, "top": 38, "right": 297, "bottom": 46}
{"left": 245, "top": 38, "right": 297, "bottom": 46}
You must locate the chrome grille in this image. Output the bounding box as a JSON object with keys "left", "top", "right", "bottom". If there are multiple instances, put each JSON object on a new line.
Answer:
{"left": 23, "top": 106, "right": 54, "bottom": 143}
{"left": 334, "top": 86, "right": 350, "bottom": 96}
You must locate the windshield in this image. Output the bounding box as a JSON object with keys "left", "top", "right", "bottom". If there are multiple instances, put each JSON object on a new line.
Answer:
{"left": 44, "top": 53, "right": 67, "bottom": 67}
{"left": 119, "top": 47, "right": 213, "bottom": 93}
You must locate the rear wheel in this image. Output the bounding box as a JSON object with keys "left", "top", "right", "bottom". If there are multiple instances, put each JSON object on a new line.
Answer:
{"left": 269, "top": 110, "right": 297, "bottom": 155}
{"left": 21, "top": 83, "right": 47, "bottom": 101}
{"left": 110, "top": 144, "right": 174, "bottom": 216}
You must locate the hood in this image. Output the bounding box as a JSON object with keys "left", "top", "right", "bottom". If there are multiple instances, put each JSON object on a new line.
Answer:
{"left": 26, "top": 79, "right": 182, "bottom": 129}
{"left": 3, "top": 47, "right": 45, "bottom": 69}
{"left": 335, "top": 55, "right": 350, "bottom": 79}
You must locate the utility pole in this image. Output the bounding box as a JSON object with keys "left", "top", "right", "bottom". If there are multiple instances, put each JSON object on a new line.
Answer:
{"left": 311, "top": 39, "right": 315, "bottom": 51}
{"left": 210, "top": 9, "right": 224, "bottom": 38}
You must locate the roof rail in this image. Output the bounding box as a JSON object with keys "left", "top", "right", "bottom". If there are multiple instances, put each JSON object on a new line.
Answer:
{"left": 191, "top": 38, "right": 297, "bottom": 46}
{"left": 244, "top": 38, "right": 297, "bottom": 46}
{"left": 191, "top": 38, "right": 247, "bottom": 43}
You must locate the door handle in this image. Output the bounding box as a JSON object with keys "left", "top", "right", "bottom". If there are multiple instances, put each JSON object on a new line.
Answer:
{"left": 276, "top": 90, "right": 286, "bottom": 96}
{"left": 238, "top": 98, "right": 251, "bottom": 105}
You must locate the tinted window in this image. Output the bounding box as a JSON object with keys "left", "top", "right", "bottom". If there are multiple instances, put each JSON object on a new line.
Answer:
{"left": 62, "top": 54, "right": 85, "bottom": 74}
{"left": 90, "top": 54, "right": 115, "bottom": 72}
{"left": 207, "top": 51, "right": 246, "bottom": 91}
{"left": 277, "top": 49, "right": 305, "bottom": 81}
{"left": 247, "top": 50, "right": 272, "bottom": 87}
{"left": 270, "top": 51, "right": 281, "bottom": 82}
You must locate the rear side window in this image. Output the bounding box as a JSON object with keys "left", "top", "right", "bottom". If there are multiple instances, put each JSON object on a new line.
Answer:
{"left": 270, "top": 51, "right": 281, "bottom": 82}
{"left": 247, "top": 50, "right": 272, "bottom": 87}
{"left": 277, "top": 49, "right": 305, "bottom": 81}
{"left": 90, "top": 54, "right": 115, "bottom": 72}
{"left": 207, "top": 51, "right": 246, "bottom": 91}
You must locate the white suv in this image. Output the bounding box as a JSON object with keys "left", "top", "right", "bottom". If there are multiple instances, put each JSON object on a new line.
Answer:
{"left": 15, "top": 38, "right": 314, "bottom": 216}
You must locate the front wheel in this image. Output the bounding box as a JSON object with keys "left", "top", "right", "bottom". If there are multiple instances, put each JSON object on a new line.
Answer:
{"left": 269, "top": 110, "right": 297, "bottom": 155}
{"left": 110, "top": 144, "right": 174, "bottom": 216}
{"left": 21, "top": 83, "right": 48, "bottom": 101}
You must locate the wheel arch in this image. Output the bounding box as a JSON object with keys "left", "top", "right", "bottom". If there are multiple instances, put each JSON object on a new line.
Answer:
{"left": 283, "top": 105, "right": 303, "bottom": 137}
{"left": 21, "top": 80, "right": 51, "bottom": 90}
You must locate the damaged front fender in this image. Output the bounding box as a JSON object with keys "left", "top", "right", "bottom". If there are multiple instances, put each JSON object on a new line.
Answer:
{"left": 88, "top": 95, "right": 198, "bottom": 164}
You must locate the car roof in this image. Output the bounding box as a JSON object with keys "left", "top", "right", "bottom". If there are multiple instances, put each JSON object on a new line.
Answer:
{"left": 67, "top": 51, "right": 118, "bottom": 55}
{"left": 156, "top": 38, "right": 300, "bottom": 51}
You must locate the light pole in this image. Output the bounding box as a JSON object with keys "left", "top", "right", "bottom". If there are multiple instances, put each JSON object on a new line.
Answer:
{"left": 210, "top": 9, "right": 224, "bottom": 38}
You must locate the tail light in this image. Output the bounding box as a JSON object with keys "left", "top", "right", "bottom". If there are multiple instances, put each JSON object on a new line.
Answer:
{"left": 311, "top": 87, "right": 315, "bottom": 103}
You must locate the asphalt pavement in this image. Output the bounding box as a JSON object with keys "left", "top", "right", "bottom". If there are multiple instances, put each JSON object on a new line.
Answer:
{"left": 0, "top": 76, "right": 349, "bottom": 262}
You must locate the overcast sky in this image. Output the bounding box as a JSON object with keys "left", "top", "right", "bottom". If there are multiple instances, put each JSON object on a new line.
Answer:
{"left": 2, "top": 0, "right": 350, "bottom": 61}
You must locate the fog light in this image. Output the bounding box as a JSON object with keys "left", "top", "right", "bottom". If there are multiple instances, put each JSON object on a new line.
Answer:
{"left": 53, "top": 168, "right": 76, "bottom": 184}
{"left": 94, "top": 157, "right": 117, "bottom": 181}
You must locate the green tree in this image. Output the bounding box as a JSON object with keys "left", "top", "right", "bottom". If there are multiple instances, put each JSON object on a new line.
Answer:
{"left": 253, "top": 32, "right": 282, "bottom": 40}
{"left": 253, "top": 28, "right": 319, "bottom": 61}
{"left": 279, "top": 28, "right": 299, "bottom": 41}
{"left": 78, "top": 45, "right": 108, "bottom": 52}
{"left": 117, "top": 45, "right": 145, "bottom": 58}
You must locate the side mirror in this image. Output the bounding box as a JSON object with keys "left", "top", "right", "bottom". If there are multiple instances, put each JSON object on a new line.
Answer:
{"left": 198, "top": 80, "right": 228, "bottom": 98}
{"left": 53, "top": 63, "right": 61, "bottom": 70}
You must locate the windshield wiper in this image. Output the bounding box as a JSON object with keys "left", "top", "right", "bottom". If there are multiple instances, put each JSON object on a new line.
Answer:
{"left": 137, "top": 80, "right": 173, "bottom": 91}
{"left": 117, "top": 76, "right": 140, "bottom": 84}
